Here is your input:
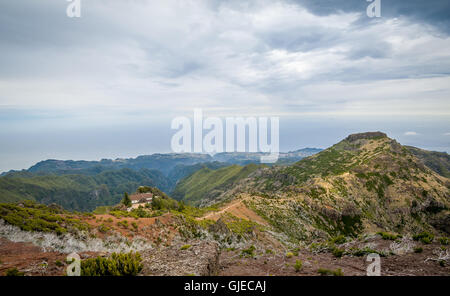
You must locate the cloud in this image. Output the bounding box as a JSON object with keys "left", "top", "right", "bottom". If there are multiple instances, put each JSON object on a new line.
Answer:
{"left": 404, "top": 131, "right": 419, "bottom": 136}
{"left": 444, "top": 132, "right": 450, "bottom": 136}
{"left": 0, "top": 0, "right": 449, "bottom": 120}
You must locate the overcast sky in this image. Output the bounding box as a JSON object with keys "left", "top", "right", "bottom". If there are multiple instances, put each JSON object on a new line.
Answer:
{"left": 0, "top": 0, "right": 449, "bottom": 172}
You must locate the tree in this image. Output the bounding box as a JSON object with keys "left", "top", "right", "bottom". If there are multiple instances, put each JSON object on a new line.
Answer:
{"left": 122, "top": 192, "right": 131, "bottom": 207}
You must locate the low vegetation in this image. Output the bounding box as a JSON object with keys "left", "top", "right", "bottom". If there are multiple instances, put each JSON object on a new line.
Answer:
{"left": 413, "top": 232, "right": 435, "bottom": 244}
{"left": 317, "top": 268, "right": 344, "bottom": 276}
{"left": 80, "top": 252, "right": 143, "bottom": 276}
{"left": 0, "top": 200, "right": 88, "bottom": 235}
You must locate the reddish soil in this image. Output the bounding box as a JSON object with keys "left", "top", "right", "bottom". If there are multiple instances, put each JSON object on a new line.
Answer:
{"left": 79, "top": 213, "right": 180, "bottom": 244}
{"left": 0, "top": 238, "right": 98, "bottom": 276}
{"left": 219, "top": 239, "right": 450, "bottom": 276}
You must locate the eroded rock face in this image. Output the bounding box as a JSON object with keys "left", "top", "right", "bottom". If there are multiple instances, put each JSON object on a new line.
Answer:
{"left": 140, "top": 241, "right": 220, "bottom": 276}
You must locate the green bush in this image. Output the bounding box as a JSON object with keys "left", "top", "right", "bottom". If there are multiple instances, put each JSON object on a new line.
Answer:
{"left": 439, "top": 237, "right": 449, "bottom": 246}
{"left": 180, "top": 244, "right": 192, "bottom": 250}
{"left": 330, "top": 235, "right": 346, "bottom": 244}
{"left": 294, "top": 260, "right": 303, "bottom": 272}
{"left": 98, "top": 224, "right": 110, "bottom": 233}
{"left": 5, "top": 267, "right": 25, "bottom": 276}
{"left": 117, "top": 220, "right": 128, "bottom": 229}
{"left": 332, "top": 247, "right": 345, "bottom": 258}
{"left": 377, "top": 232, "right": 401, "bottom": 240}
{"left": 286, "top": 252, "right": 294, "bottom": 258}
{"left": 55, "top": 260, "right": 64, "bottom": 267}
{"left": 317, "top": 268, "right": 343, "bottom": 276}
{"left": 241, "top": 245, "right": 256, "bottom": 258}
{"left": 413, "top": 247, "right": 423, "bottom": 253}
{"left": 413, "top": 232, "right": 434, "bottom": 244}
{"left": 81, "top": 252, "right": 143, "bottom": 276}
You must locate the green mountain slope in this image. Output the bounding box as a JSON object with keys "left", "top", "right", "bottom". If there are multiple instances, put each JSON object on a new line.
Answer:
{"left": 406, "top": 146, "right": 450, "bottom": 178}
{"left": 0, "top": 168, "right": 169, "bottom": 212}
{"left": 172, "top": 163, "right": 263, "bottom": 206}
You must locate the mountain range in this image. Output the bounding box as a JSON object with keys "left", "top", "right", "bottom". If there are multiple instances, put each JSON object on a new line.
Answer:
{"left": 0, "top": 149, "right": 321, "bottom": 211}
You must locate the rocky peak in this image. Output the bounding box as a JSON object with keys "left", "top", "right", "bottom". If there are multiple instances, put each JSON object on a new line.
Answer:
{"left": 345, "top": 132, "right": 387, "bottom": 142}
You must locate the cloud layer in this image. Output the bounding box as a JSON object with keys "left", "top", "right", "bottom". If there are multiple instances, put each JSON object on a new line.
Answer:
{"left": 0, "top": 0, "right": 449, "bottom": 171}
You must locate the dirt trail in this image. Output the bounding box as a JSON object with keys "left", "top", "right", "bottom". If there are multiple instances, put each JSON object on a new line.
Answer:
{"left": 197, "top": 196, "right": 268, "bottom": 226}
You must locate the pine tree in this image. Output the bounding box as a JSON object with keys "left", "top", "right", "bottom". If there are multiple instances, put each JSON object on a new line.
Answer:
{"left": 122, "top": 192, "right": 131, "bottom": 207}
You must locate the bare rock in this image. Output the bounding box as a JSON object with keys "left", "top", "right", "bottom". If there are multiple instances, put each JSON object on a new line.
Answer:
{"left": 140, "top": 241, "right": 220, "bottom": 276}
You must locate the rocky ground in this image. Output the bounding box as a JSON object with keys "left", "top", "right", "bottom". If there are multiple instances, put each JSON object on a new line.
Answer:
{"left": 1, "top": 236, "right": 448, "bottom": 276}
{"left": 219, "top": 239, "right": 450, "bottom": 276}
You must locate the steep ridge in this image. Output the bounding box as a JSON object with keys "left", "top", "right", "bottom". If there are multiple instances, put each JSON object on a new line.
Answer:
{"left": 204, "top": 132, "right": 450, "bottom": 242}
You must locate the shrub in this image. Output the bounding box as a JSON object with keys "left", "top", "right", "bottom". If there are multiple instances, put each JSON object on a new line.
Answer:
{"left": 286, "top": 252, "right": 294, "bottom": 258}
{"left": 317, "top": 268, "right": 343, "bottom": 276}
{"left": 241, "top": 245, "right": 256, "bottom": 258}
{"left": 81, "top": 252, "right": 143, "bottom": 276}
{"left": 5, "top": 268, "right": 25, "bottom": 276}
{"left": 332, "top": 247, "right": 345, "bottom": 258}
{"left": 265, "top": 249, "right": 273, "bottom": 254}
{"left": 413, "top": 247, "right": 423, "bottom": 253}
{"left": 439, "top": 237, "right": 449, "bottom": 246}
{"left": 351, "top": 247, "right": 386, "bottom": 257}
{"left": 0, "top": 202, "right": 88, "bottom": 235}
{"left": 413, "top": 232, "right": 434, "bottom": 244}
{"left": 98, "top": 224, "right": 110, "bottom": 233}
{"left": 294, "top": 260, "right": 303, "bottom": 272}
{"left": 180, "top": 244, "right": 191, "bottom": 250}
{"left": 55, "top": 260, "right": 64, "bottom": 267}
{"left": 131, "top": 222, "right": 138, "bottom": 230}
{"left": 331, "top": 235, "right": 346, "bottom": 244}
{"left": 117, "top": 220, "right": 128, "bottom": 229}
{"left": 377, "top": 232, "right": 401, "bottom": 240}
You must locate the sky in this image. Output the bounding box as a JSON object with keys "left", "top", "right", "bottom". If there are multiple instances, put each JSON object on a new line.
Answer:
{"left": 0, "top": 0, "right": 449, "bottom": 172}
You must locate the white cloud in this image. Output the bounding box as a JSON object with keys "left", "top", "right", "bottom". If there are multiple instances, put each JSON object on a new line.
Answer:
{"left": 0, "top": 0, "right": 449, "bottom": 121}
{"left": 404, "top": 131, "right": 419, "bottom": 136}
